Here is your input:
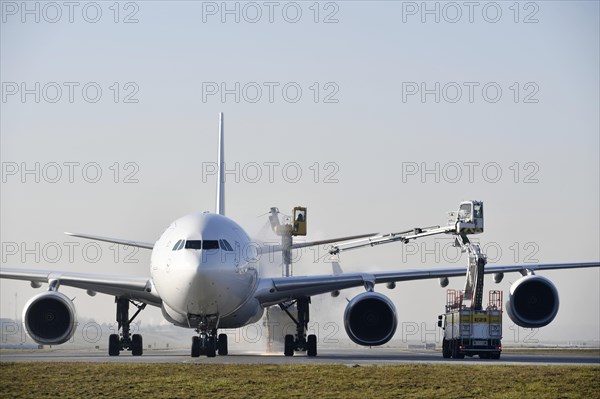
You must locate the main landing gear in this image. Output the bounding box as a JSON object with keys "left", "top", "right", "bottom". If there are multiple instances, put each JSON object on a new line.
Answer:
{"left": 190, "top": 316, "right": 228, "bottom": 358}
{"left": 108, "top": 297, "right": 146, "bottom": 356}
{"left": 280, "top": 297, "right": 317, "bottom": 357}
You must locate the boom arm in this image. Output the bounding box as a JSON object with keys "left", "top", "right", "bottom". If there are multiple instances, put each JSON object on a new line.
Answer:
{"left": 328, "top": 225, "right": 455, "bottom": 255}
{"left": 328, "top": 201, "right": 485, "bottom": 255}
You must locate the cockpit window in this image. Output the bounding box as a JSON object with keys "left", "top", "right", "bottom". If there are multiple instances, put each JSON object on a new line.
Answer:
{"left": 176, "top": 239, "right": 234, "bottom": 251}
{"left": 185, "top": 240, "right": 202, "bottom": 250}
{"left": 172, "top": 240, "right": 182, "bottom": 251}
{"left": 220, "top": 239, "right": 234, "bottom": 251}
{"left": 184, "top": 240, "right": 220, "bottom": 250}
{"left": 202, "top": 240, "right": 219, "bottom": 250}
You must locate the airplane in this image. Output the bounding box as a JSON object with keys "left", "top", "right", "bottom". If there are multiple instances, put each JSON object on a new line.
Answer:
{"left": 1, "top": 113, "right": 598, "bottom": 357}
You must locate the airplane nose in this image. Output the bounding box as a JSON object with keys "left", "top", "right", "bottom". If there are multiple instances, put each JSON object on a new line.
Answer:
{"left": 193, "top": 248, "right": 222, "bottom": 278}
{"left": 197, "top": 248, "right": 220, "bottom": 266}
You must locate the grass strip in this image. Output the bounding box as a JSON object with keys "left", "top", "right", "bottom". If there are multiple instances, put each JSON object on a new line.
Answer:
{"left": 1, "top": 363, "right": 598, "bottom": 399}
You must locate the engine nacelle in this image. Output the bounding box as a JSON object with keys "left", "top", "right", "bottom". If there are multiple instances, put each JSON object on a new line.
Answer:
{"left": 506, "top": 275, "right": 559, "bottom": 328}
{"left": 493, "top": 273, "right": 504, "bottom": 284}
{"left": 23, "top": 291, "right": 77, "bottom": 345}
{"left": 344, "top": 292, "right": 397, "bottom": 346}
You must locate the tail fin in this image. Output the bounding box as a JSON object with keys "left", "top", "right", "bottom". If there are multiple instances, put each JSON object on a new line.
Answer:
{"left": 216, "top": 112, "right": 225, "bottom": 215}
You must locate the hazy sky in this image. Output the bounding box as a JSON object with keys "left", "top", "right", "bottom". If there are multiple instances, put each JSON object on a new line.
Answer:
{"left": 1, "top": 1, "right": 598, "bottom": 345}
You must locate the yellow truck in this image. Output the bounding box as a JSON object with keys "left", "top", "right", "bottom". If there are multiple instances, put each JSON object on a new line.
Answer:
{"left": 438, "top": 290, "right": 503, "bottom": 359}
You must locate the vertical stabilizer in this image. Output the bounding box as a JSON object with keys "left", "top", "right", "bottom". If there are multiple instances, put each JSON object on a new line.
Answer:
{"left": 216, "top": 112, "right": 225, "bottom": 215}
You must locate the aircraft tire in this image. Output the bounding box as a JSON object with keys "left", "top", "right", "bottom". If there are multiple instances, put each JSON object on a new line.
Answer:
{"left": 191, "top": 336, "right": 200, "bottom": 357}
{"left": 284, "top": 334, "right": 294, "bottom": 356}
{"left": 307, "top": 334, "right": 317, "bottom": 357}
{"left": 109, "top": 334, "right": 120, "bottom": 356}
{"left": 132, "top": 334, "right": 143, "bottom": 356}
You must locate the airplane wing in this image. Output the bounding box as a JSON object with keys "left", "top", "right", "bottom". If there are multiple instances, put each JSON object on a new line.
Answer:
{"left": 0, "top": 267, "right": 161, "bottom": 306}
{"left": 64, "top": 232, "right": 155, "bottom": 250}
{"left": 254, "top": 261, "right": 600, "bottom": 306}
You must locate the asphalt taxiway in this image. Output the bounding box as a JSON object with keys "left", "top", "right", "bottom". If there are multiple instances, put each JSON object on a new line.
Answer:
{"left": 1, "top": 349, "right": 598, "bottom": 366}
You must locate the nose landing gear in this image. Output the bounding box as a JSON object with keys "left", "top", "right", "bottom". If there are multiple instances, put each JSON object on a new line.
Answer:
{"left": 191, "top": 332, "right": 228, "bottom": 357}
{"left": 190, "top": 315, "right": 228, "bottom": 358}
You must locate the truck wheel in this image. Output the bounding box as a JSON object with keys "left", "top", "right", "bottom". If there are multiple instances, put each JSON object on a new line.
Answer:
{"left": 442, "top": 339, "right": 451, "bottom": 358}
{"left": 451, "top": 341, "right": 458, "bottom": 359}
{"left": 452, "top": 342, "right": 464, "bottom": 359}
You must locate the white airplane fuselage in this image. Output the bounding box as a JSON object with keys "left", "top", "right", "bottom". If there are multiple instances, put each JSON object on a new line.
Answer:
{"left": 150, "top": 212, "right": 263, "bottom": 329}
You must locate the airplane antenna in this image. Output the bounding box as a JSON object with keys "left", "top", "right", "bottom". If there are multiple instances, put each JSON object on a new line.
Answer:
{"left": 216, "top": 112, "right": 225, "bottom": 215}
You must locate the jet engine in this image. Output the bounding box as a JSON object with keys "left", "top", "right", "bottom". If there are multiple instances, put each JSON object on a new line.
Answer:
{"left": 23, "top": 291, "right": 77, "bottom": 345}
{"left": 344, "top": 292, "right": 397, "bottom": 346}
{"left": 506, "top": 275, "right": 559, "bottom": 328}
